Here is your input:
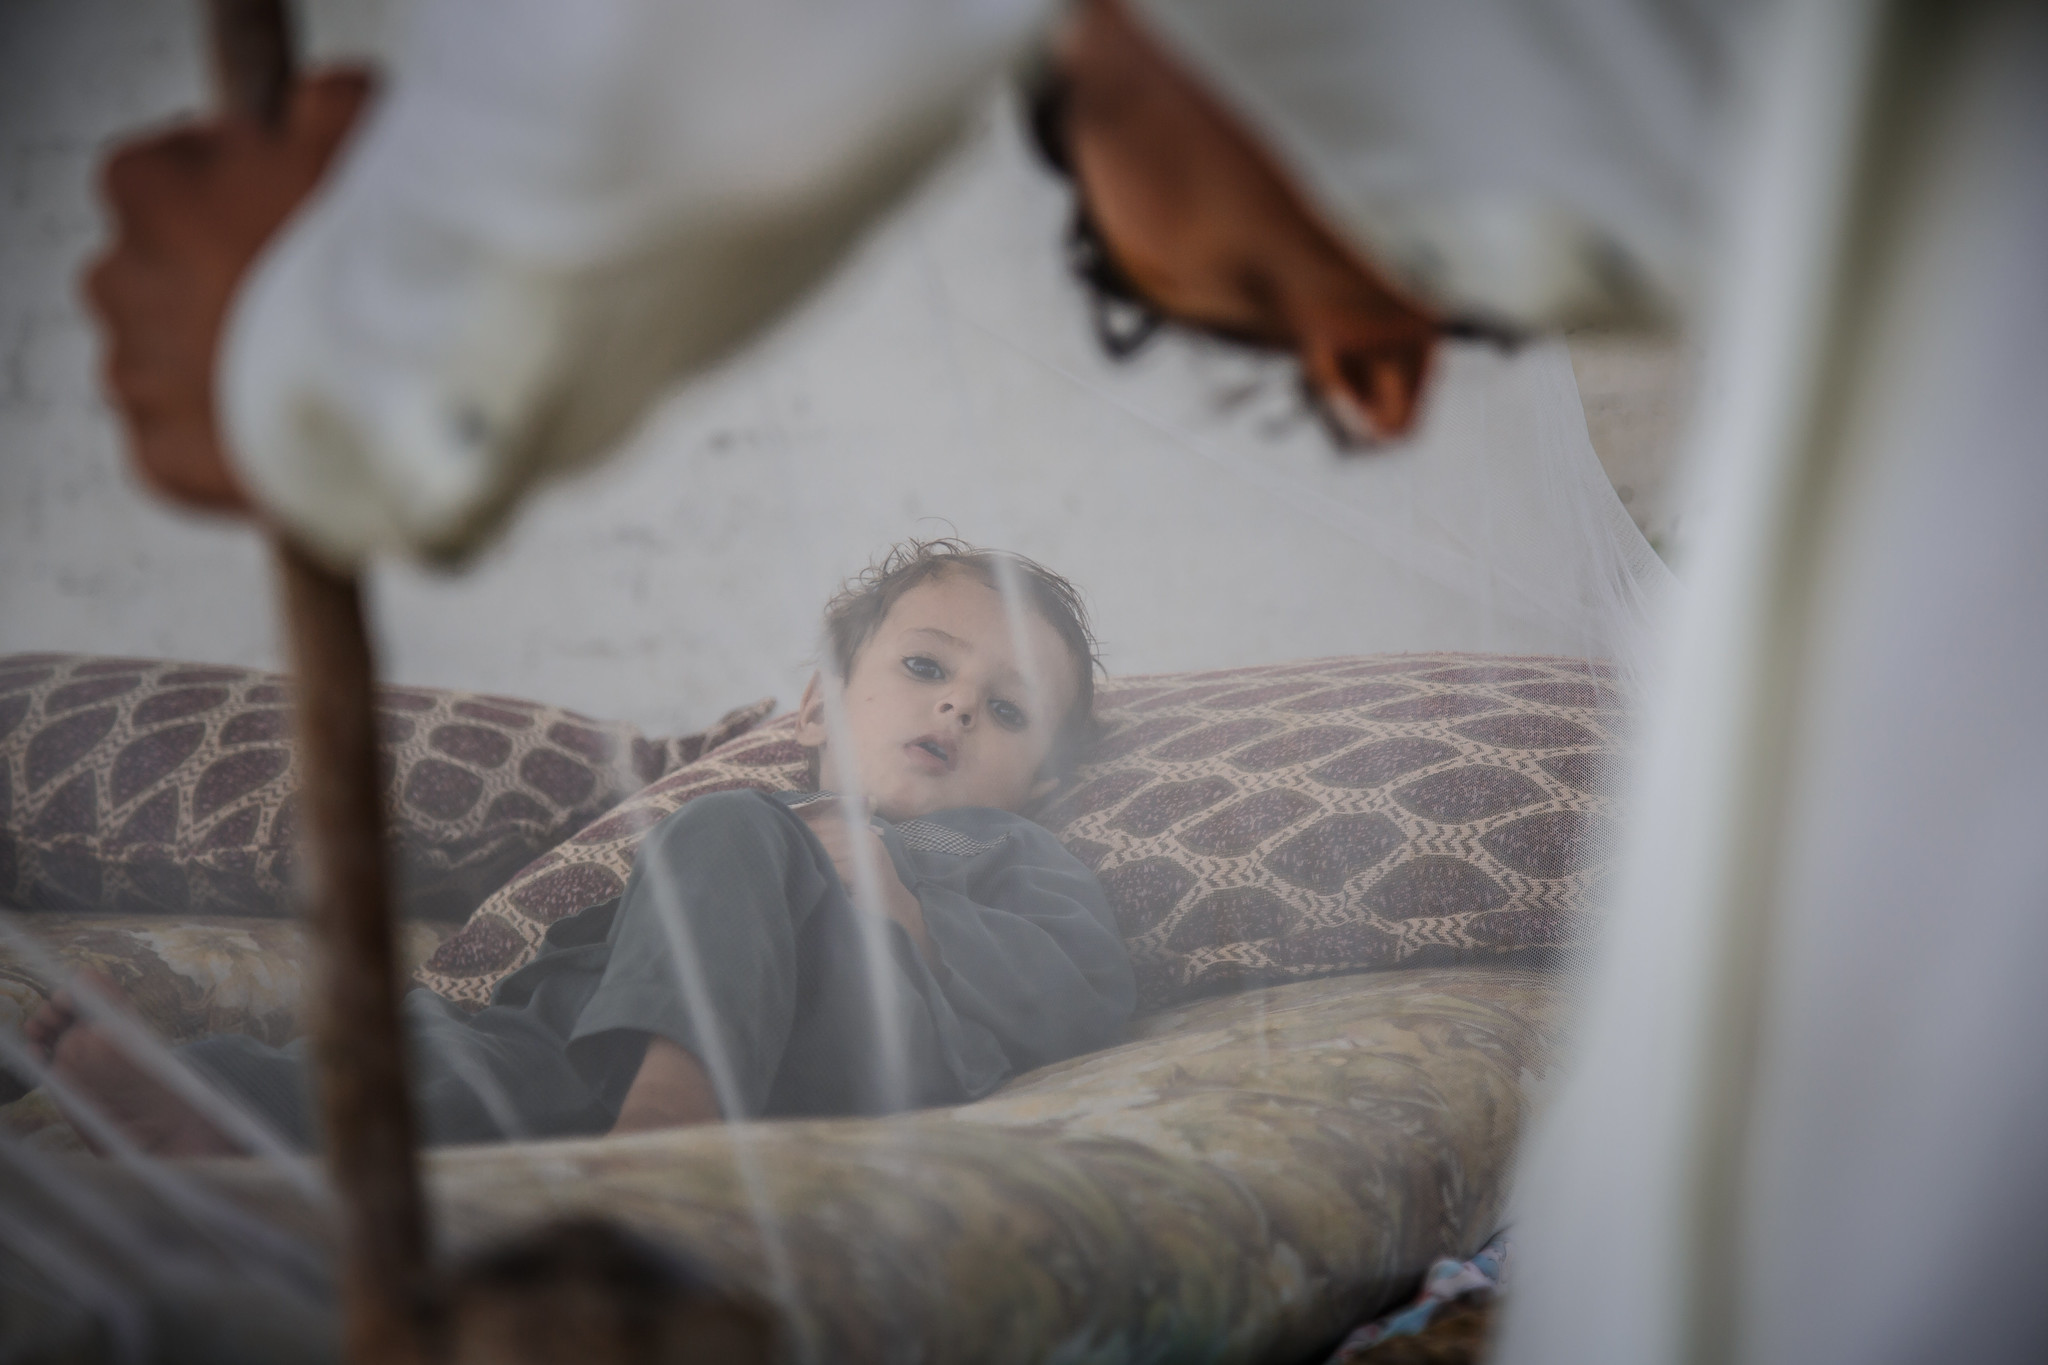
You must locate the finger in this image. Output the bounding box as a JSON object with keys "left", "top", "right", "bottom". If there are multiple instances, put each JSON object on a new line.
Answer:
{"left": 23, "top": 997, "right": 67, "bottom": 1051}
{"left": 1358, "top": 339, "right": 1431, "bottom": 439}
{"left": 80, "top": 246, "right": 121, "bottom": 322}
{"left": 129, "top": 418, "right": 250, "bottom": 512}
{"left": 98, "top": 338, "right": 204, "bottom": 417}
{"left": 87, "top": 244, "right": 233, "bottom": 364}
{"left": 83, "top": 250, "right": 247, "bottom": 509}
{"left": 297, "top": 66, "right": 377, "bottom": 145}
{"left": 85, "top": 266, "right": 221, "bottom": 397}
{"left": 1303, "top": 333, "right": 1434, "bottom": 446}
{"left": 98, "top": 125, "right": 220, "bottom": 230}
{"left": 96, "top": 296, "right": 212, "bottom": 394}
{"left": 102, "top": 327, "right": 212, "bottom": 413}
{"left": 94, "top": 336, "right": 193, "bottom": 454}
{"left": 1300, "top": 339, "right": 1376, "bottom": 446}
{"left": 90, "top": 342, "right": 243, "bottom": 510}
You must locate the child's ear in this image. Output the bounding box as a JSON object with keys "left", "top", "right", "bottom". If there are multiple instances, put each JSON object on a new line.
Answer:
{"left": 794, "top": 672, "right": 828, "bottom": 748}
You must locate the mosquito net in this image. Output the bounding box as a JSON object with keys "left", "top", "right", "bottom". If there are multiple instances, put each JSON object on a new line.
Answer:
{"left": 0, "top": 2, "right": 1680, "bottom": 1359}
{"left": 359, "top": 96, "right": 1671, "bottom": 729}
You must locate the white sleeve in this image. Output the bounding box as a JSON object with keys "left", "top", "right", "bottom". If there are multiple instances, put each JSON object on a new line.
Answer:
{"left": 1128, "top": 0, "right": 1756, "bottom": 331}
{"left": 221, "top": 0, "right": 1049, "bottom": 568}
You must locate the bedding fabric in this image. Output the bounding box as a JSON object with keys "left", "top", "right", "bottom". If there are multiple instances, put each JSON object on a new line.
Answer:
{"left": 0, "top": 913, "right": 454, "bottom": 1055}
{"left": 4, "top": 965, "right": 1565, "bottom": 1364}
{"left": 0, "top": 655, "right": 1582, "bottom": 1359}
{"left": 0, "top": 654, "right": 771, "bottom": 922}
{"left": 173, "top": 791, "right": 1134, "bottom": 1146}
{"left": 420, "top": 653, "right": 1628, "bottom": 1010}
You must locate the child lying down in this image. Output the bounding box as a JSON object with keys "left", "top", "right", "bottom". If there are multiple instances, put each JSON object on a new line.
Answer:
{"left": 27, "top": 539, "right": 1136, "bottom": 1152}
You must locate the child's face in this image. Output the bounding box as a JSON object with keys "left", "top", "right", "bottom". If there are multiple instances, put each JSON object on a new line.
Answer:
{"left": 796, "top": 571, "right": 1082, "bottom": 821}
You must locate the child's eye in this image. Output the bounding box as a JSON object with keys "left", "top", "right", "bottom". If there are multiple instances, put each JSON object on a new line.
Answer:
{"left": 989, "top": 699, "right": 1027, "bottom": 729}
{"left": 903, "top": 656, "right": 945, "bottom": 681}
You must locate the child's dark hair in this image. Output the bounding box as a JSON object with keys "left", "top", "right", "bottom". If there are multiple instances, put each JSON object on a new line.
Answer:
{"left": 821, "top": 538, "right": 1103, "bottom": 782}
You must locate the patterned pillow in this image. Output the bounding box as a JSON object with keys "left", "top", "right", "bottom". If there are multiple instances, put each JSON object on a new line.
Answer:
{"left": 0, "top": 652, "right": 774, "bottom": 922}
{"left": 418, "top": 654, "right": 1626, "bottom": 1011}
{"left": 416, "top": 716, "right": 813, "bottom": 1006}
{"left": 1059, "top": 655, "right": 1624, "bottom": 1007}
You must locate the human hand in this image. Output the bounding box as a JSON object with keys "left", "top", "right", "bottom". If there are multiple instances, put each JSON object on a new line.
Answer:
{"left": 795, "top": 798, "right": 935, "bottom": 961}
{"left": 1050, "top": 0, "right": 1439, "bottom": 445}
{"left": 82, "top": 67, "right": 374, "bottom": 513}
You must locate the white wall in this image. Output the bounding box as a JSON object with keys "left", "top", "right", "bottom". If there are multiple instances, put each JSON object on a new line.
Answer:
{"left": 0, "top": 0, "right": 397, "bottom": 678}
{"left": 2, "top": 0, "right": 1670, "bottom": 739}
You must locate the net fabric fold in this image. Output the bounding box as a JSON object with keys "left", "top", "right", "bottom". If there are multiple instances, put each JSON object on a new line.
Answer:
{"left": 2, "top": 79, "right": 1668, "bottom": 1365}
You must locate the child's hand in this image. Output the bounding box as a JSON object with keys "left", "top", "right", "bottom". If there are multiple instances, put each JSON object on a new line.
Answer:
{"left": 795, "top": 800, "right": 936, "bottom": 963}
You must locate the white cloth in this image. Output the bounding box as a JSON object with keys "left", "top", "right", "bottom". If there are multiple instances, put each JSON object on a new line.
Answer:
{"left": 1125, "top": 0, "right": 1754, "bottom": 330}
{"left": 222, "top": 0, "right": 1048, "bottom": 567}
{"left": 225, "top": 0, "right": 1753, "bottom": 566}
{"left": 1500, "top": 2, "right": 2048, "bottom": 1362}
{"left": 118, "top": 0, "right": 2048, "bottom": 1356}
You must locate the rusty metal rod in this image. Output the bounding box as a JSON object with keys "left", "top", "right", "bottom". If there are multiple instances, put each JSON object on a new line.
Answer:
{"left": 203, "top": 3, "right": 432, "bottom": 1362}
{"left": 272, "top": 544, "right": 431, "bottom": 1365}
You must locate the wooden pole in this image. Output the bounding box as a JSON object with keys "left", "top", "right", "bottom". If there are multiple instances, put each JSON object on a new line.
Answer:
{"left": 202, "top": 4, "right": 432, "bottom": 1362}
{"left": 272, "top": 546, "right": 432, "bottom": 1365}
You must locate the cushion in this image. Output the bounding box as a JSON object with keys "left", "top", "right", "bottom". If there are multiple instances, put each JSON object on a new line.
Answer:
{"left": 5, "top": 965, "right": 1567, "bottom": 1358}
{"left": 415, "top": 714, "right": 813, "bottom": 1005}
{"left": 0, "top": 652, "right": 775, "bottom": 922}
{"left": 0, "top": 913, "right": 455, "bottom": 1051}
{"left": 1056, "top": 655, "right": 1624, "bottom": 1006}
{"left": 417, "top": 653, "right": 1625, "bottom": 1010}
{"left": 0, "top": 911, "right": 457, "bottom": 1138}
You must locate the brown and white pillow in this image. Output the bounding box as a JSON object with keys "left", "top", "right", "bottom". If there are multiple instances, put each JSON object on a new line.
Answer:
{"left": 419, "top": 653, "right": 1627, "bottom": 1011}
{"left": 1060, "top": 654, "right": 1624, "bottom": 1007}
{"left": 0, "top": 653, "right": 771, "bottom": 922}
{"left": 416, "top": 717, "right": 811, "bottom": 1006}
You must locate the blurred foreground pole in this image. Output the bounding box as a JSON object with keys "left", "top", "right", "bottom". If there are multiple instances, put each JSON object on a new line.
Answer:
{"left": 203, "top": 4, "right": 432, "bottom": 1363}
{"left": 272, "top": 552, "right": 431, "bottom": 1365}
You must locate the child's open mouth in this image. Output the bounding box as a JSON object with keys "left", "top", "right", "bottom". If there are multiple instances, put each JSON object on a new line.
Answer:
{"left": 907, "top": 737, "right": 953, "bottom": 771}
